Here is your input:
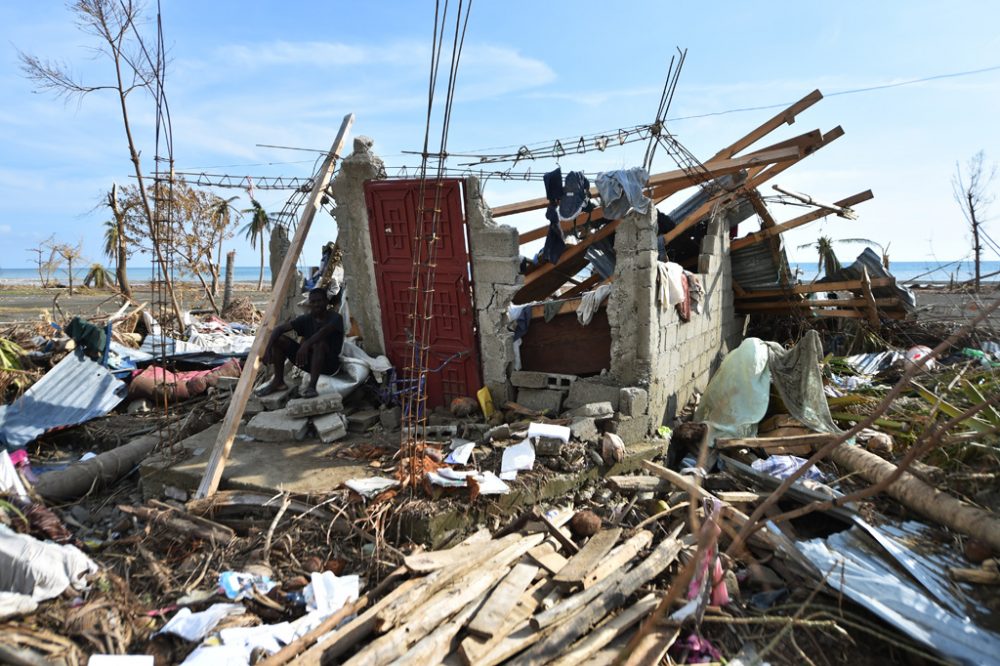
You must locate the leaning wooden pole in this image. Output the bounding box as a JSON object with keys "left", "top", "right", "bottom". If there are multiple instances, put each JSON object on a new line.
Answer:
{"left": 194, "top": 114, "right": 355, "bottom": 499}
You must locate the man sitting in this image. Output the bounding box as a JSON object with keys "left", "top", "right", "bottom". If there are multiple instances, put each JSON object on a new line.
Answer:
{"left": 257, "top": 288, "right": 344, "bottom": 399}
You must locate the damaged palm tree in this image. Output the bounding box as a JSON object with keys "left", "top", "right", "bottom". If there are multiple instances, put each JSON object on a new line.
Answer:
{"left": 19, "top": 0, "right": 182, "bottom": 324}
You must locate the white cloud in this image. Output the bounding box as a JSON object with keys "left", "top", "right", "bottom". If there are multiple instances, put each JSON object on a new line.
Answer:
{"left": 0, "top": 224, "right": 11, "bottom": 234}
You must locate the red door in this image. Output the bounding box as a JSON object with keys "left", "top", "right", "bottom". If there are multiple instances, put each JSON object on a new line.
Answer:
{"left": 364, "top": 179, "right": 481, "bottom": 408}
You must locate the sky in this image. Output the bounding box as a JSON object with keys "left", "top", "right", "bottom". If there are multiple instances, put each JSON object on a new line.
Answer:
{"left": 0, "top": 1, "right": 998, "bottom": 274}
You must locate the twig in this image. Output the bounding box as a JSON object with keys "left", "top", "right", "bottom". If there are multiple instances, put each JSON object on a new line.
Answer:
{"left": 263, "top": 492, "right": 292, "bottom": 563}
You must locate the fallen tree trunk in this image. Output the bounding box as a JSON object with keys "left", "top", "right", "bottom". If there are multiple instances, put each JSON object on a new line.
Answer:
{"left": 831, "top": 444, "right": 1000, "bottom": 553}
{"left": 33, "top": 434, "right": 160, "bottom": 501}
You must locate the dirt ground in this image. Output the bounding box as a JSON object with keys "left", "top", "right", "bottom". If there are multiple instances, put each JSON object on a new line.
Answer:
{"left": 0, "top": 282, "right": 272, "bottom": 324}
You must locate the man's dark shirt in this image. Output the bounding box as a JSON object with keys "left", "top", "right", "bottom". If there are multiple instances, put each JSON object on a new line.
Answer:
{"left": 289, "top": 311, "right": 345, "bottom": 375}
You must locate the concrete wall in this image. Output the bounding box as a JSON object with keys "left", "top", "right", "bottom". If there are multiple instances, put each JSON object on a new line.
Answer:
{"left": 329, "top": 136, "right": 386, "bottom": 355}
{"left": 464, "top": 177, "right": 522, "bottom": 404}
{"left": 608, "top": 207, "right": 740, "bottom": 435}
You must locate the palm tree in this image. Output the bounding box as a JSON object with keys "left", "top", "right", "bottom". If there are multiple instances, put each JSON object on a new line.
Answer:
{"left": 798, "top": 236, "right": 890, "bottom": 279}
{"left": 83, "top": 262, "right": 114, "bottom": 289}
{"left": 104, "top": 184, "right": 132, "bottom": 299}
{"left": 208, "top": 195, "right": 240, "bottom": 295}
{"left": 241, "top": 199, "right": 271, "bottom": 291}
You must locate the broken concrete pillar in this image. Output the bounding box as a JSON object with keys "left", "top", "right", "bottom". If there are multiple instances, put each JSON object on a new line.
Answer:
{"left": 246, "top": 409, "right": 310, "bottom": 442}
{"left": 269, "top": 224, "right": 304, "bottom": 325}
{"left": 330, "top": 136, "right": 387, "bottom": 355}
{"left": 464, "top": 177, "right": 522, "bottom": 404}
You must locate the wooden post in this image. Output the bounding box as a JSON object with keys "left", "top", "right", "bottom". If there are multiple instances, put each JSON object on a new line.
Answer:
{"left": 194, "top": 114, "right": 355, "bottom": 499}
{"left": 861, "top": 265, "right": 881, "bottom": 329}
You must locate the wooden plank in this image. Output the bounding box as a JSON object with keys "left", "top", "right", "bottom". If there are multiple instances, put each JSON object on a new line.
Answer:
{"left": 554, "top": 528, "right": 622, "bottom": 590}
{"left": 403, "top": 528, "right": 492, "bottom": 573}
{"left": 529, "top": 297, "right": 582, "bottom": 320}
{"left": 730, "top": 190, "right": 874, "bottom": 251}
{"left": 737, "top": 276, "right": 894, "bottom": 299}
{"left": 606, "top": 475, "right": 671, "bottom": 494}
{"left": 745, "top": 126, "right": 845, "bottom": 191}
{"left": 195, "top": 113, "right": 354, "bottom": 499}
{"left": 548, "top": 594, "right": 659, "bottom": 666}
{"left": 466, "top": 562, "right": 539, "bottom": 639}
{"left": 581, "top": 530, "right": 654, "bottom": 590}
{"left": 715, "top": 433, "right": 839, "bottom": 450}
{"left": 735, "top": 297, "right": 899, "bottom": 310}
{"left": 528, "top": 542, "right": 570, "bottom": 575}
{"left": 538, "top": 508, "right": 580, "bottom": 555}
{"left": 659, "top": 132, "right": 834, "bottom": 247}
{"left": 500, "top": 147, "right": 801, "bottom": 227}
{"left": 861, "top": 265, "right": 881, "bottom": 329}
{"left": 561, "top": 273, "right": 605, "bottom": 299}
{"left": 709, "top": 89, "right": 823, "bottom": 161}
{"left": 457, "top": 579, "right": 550, "bottom": 665}
{"left": 515, "top": 219, "right": 621, "bottom": 303}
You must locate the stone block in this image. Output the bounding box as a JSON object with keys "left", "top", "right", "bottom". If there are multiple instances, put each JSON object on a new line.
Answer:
{"left": 515, "top": 387, "right": 566, "bottom": 414}
{"left": 511, "top": 370, "right": 577, "bottom": 391}
{"left": 565, "top": 379, "right": 621, "bottom": 410}
{"left": 615, "top": 415, "right": 649, "bottom": 443}
{"left": 347, "top": 409, "right": 380, "bottom": 433}
{"left": 247, "top": 409, "right": 310, "bottom": 442}
{"left": 619, "top": 387, "right": 649, "bottom": 417}
{"left": 245, "top": 396, "right": 265, "bottom": 416}
{"left": 287, "top": 393, "right": 344, "bottom": 417}
{"left": 424, "top": 424, "right": 459, "bottom": 440}
{"left": 313, "top": 412, "right": 348, "bottom": 443}
{"left": 569, "top": 416, "right": 599, "bottom": 442}
{"left": 260, "top": 387, "right": 293, "bottom": 411}
{"left": 567, "top": 401, "right": 614, "bottom": 418}
{"left": 379, "top": 405, "right": 402, "bottom": 431}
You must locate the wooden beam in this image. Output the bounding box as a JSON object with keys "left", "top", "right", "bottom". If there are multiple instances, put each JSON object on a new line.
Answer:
{"left": 529, "top": 297, "right": 582, "bottom": 320}
{"left": 561, "top": 274, "right": 607, "bottom": 299}
{"left": 553, "top": 528, "right": 622, "bottom": 591}
{"left": 658, "top": 133, "right": 829, "bottom": 247}
{"left": 861, "top": 265, "right": 881, "bottom": 329}
{"left": 744, "top": 126, "right": 845, "bottom": 191}
{"left": 735, "top": 297, "right": 899, "bottom": 311}
{"left": 715, "top": 433, "right": 840, "bottom": 450}
{"left": 709, "top": 89, "right": 823, "bottom": 161}
{"left": 731, "top": 189, "right": 874, "bottom": 252}
{"left": 736, "top": 276, "right": 894, "bottom": 299}
{"left": 512, "top": 147, "right": 803, "bottom": 244}
{"left": 514, "top": 219, "right": 622, "bottom": 304}
{"left": 195, "top": 114, "right": 355, "bottom": 499}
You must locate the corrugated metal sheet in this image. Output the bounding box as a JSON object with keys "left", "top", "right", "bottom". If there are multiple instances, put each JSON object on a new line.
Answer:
{"left": 0, "top": 349, "right": 127, "bottom": 449}
{"left": 731, "top": 240, "right": 788, "bottom": 290}
{"left": 821, "top": 248, "right": 916, "bottom": 310}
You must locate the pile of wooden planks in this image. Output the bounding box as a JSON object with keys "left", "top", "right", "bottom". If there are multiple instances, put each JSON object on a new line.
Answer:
{"left": 275, "top": 509, "right": 690, "bottom": 665}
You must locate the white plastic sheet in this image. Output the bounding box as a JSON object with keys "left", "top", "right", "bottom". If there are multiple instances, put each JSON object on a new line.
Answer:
{"left": 500, "top": 439, "right": 536, "bottom": 480}
{"left": 157, "top": 604, "right": 245, "bottom": 642}
{"left": 0, "top": 524, "right": 97, "bottom": 619}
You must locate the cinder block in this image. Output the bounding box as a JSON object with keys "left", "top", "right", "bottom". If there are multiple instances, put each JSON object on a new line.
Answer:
{"left": 615, "top": 415, "right": 650, "bottom": 443}
{"left": 472, "top": 255, "right": 521, "bottom": 287}
{"left": 511, "top": 370, "right": 578, "bottom": 390}
{"left": 247, "top": 409, "right": 310, "bottom": 442}
{"left": 259, "top": 387, "right": 293, "bottom": 411}
{"left": 471, "top": 229, "right": 519, "bottom": 257}
{"left": 619, "top": 387, "right": 649, "bottom": 417}
{"left": 287, "top": 393, "right": 344, "bottom": 417}
{"left": 347, "top": 409, "right": 380, "bottom": 433}
{"left": 565, "top": 379, "right": 621, "bottom": 410}
{"left": 313, "top": 412, "right": 348, "bottom": 443}
{"left": 515, "top": 387, "right": 565, "bottom": 414}
{"left": 245, "top": 396, "right": 265, "bottom": 416}
{"left": 566, "top": 402, "right": 615, "bottom": 418}
{"left": 569, "top": 416, "right": 599, "bottom": 442}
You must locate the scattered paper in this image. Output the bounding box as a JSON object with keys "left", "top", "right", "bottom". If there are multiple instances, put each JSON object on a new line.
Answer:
{"left": 157, "top": 603, "right": 245, "bottom": 642}
{"left": 425, "top": 470, "right": 510, "bottom": 495}
{"left": 89, "top": 657, "right": 154, "bottom": 666}
{"left": 344, "top": 477, "right": 399, "bottom": 498}
{"left": 527, "top": 422, "right": 571, "bottom": 443}
{"left": 445, "top": 441, "right": 476, "bottom": 465}
{"left": 305, "top": 571, "right": 360, "bottom": 615}
{"left": 79, "top": 452, "right": 98, "bottom": 461}
{"left": 500, "top": 439, "right": 535, "bottom": 480}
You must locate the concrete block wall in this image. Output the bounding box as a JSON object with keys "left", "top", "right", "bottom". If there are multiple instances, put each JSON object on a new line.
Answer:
{"left": 329, "top": 136, "right": 387, "bottom": 355}
{"left": 464, "top": 177, "right": 523, "bottom": 404}
{"left": 609, "top": 207, "right": 740, "bottom": 435}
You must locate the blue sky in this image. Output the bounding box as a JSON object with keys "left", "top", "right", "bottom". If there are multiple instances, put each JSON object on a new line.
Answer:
{"left": 1, "top": 1, "right": 998, "bottom": 273}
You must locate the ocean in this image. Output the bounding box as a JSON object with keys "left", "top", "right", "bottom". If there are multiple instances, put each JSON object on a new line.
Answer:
{"left": 0, "top": 265, "right": 275, "bottom": 284}
{"left": 1, "top": 260, "right": 998, "bottom": 286}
